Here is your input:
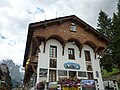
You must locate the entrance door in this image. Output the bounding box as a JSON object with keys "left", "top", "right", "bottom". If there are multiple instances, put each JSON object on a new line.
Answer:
{"left": 69, "top": 71, "right": 76, "bottom": 78}
{"left": 49, "top": 70, "right": 56, "bottom": 82}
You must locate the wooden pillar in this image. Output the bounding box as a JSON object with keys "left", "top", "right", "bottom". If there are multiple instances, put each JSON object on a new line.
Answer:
{"left": 62, "top": 41, "right": 66, "bottom": 55}
{"left": 79, "top": 44, "right": 84, "bottom": 57}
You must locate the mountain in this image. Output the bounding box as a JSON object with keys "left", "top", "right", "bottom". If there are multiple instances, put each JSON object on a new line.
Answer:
{"left": 0, "top": 59, "right": 25, "bottom": 88}
{"left": 0, "top": 63, "right": 12, "bottom": 90}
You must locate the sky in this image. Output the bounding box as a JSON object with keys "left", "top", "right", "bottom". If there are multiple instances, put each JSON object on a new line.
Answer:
{"left": 0, "top": 0, "right": 118, "bottom": 65}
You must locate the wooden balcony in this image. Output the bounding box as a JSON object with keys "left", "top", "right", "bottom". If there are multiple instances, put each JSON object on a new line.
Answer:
{"left": 30, "top": 56, "right": 38, "bottom": 65}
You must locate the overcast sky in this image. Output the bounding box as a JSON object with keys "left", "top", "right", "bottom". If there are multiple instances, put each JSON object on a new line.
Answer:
{"left": 0, "top": 0, "right": 118, "bottom": 65}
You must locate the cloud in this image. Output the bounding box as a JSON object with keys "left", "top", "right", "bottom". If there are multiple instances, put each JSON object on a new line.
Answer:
{"left": 0, "top": 2, "right": 33, "bottom": 64}
{"left": 0, "top": 0, "right": 118, "bottom": 65}
{"left": 0, "top": 0, "right": 12, "bottom": 8}
{"left": 0, "top": 34, "right": 6, "bottom": 39}
{"left": 32, "top": 0, "right": 117, "bottom": 27}
{"left": 35, "top": 7, "right": 45, "bottom": 14}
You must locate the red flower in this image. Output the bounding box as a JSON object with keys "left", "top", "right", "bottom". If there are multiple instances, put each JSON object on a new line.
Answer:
{"left": 59, "top": 77, "right": 80, "bottom": 86}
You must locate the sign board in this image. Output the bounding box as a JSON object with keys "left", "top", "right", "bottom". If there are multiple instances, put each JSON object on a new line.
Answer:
{"left": 81, "top": 79, "right": 96, "bottom": 90}
{"left": 64, "top": 62, "right": 80, "bottom": 69}
{"left": 49, "top": 82, "right": 58, "bottom": 89}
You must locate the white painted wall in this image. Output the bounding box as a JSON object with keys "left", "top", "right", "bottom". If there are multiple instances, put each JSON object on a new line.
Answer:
{"left": 36, "top": 39, "right": 104, "bottom": 89}
{"left": 82, "top": 45, "right": 104, "bottom": 89}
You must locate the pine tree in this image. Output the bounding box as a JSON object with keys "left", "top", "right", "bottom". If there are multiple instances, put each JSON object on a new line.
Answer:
{"left": 97, "top": 10, "right": 113, "bottom": 72}
{"left": 97, "top": 0, "right": 120, "bottom": 71}
{"left": 111, "top": 0, "right": 120, "bottom": 69}
{"left": 97, "top": 10, "right": 112, "bottom": 38}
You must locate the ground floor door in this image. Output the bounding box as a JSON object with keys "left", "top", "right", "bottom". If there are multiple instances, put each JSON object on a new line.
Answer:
{"left": 49, "top": 70, "right": 56, "bottom": 82}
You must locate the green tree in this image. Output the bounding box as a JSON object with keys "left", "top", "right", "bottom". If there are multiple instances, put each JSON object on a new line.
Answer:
{"left": 97, "top": 0, "right": 120, "bottom": 71}
{"left": 111, "top": 0, "right": 120, "bottom": 69}
{"left": 97, "top": 10, "right": 113, "bottom": 72}
{"left": 97, "top": 10, "right": 112, "bottom": 38}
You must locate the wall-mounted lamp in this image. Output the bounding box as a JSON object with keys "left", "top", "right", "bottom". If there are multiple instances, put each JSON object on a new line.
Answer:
{"left": 72, "top": 41, "right": 75, "bottom": 45}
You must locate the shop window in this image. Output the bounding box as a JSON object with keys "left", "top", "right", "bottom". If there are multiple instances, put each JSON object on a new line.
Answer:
{"left": 39, "top": 68, "right": 48, "bottom": 77}
{"left": 68, "top": 48, "right": 75, "bottom": 59}
{"left": 58, "top": 70, "right": 67, "bottom": 76}
{"left": 78, "top": 71, "right": 87, "bottom": 77}
{"left": 50, "top": 59, "right": 57, "bottom": 68}
{"left": 84, "top": 50, "right": 91, "bottom": 61}
{"left": 50, "top": 46, "right": 57, "bottom": 58}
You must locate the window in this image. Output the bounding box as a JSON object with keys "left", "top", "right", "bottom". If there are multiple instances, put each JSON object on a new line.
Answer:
{"left": 49, "top": 70, "right": 56, "bottom": 82}
{"left": 50, "top": 46, "right": 57, "bottom": 58}
{"left": 50, "top": 59, "right": 57, "bottom": 68}
{"left": 84, "top": 51, "right": 91, "bottom": 61}
{"left": 87, "top": 72, "right": 93, "bottom": 79}
{"left": 29, "top": 73, "right": 37, "bottom": 86}
{"left": 58, "top": 70, "right": 67, "bottom": 76}
{"left": 87, "top": 65, "right": 93, "bottom": 71}
{"left": 86, "top": 62, "right": 93, "bottom": 71}
{"left": 70, "top": 23, "right": 76, "bottom": 32}
{"left": 39, "top": 68, "right": 48, "bottom": 77}
{"left": 78, "top": 71, "right": 87, "bottom": 77}
{"left": 68, "top": 48, "right": 75, "bottom": 59}
{"left": 69, "top": 71, "right": 76, "bottom": 78}
{"left": 96, "top": 71, "right": 99, "bottom": 77}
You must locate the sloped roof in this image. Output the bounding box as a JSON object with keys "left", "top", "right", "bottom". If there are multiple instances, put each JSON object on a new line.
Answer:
{"left": 29, "top": 15, "right": 111, "bottom": 43}
{"left": 23, "top": 15, "right": 111, "bottom": 67}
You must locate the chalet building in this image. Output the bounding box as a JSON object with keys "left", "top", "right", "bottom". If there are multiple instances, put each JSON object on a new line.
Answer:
{"left": 23, "top": 15, "right": 110, "bottom": 90}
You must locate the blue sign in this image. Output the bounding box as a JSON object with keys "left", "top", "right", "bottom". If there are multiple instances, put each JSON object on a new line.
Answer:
{"left": 81, "top": 79, "right": 96, "bottom": 89}
{"left": 49, "top": 82, "right": 58, "bottom": 89}
{"left": 64, "top": 62, "right": 80, "bottom": 69}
